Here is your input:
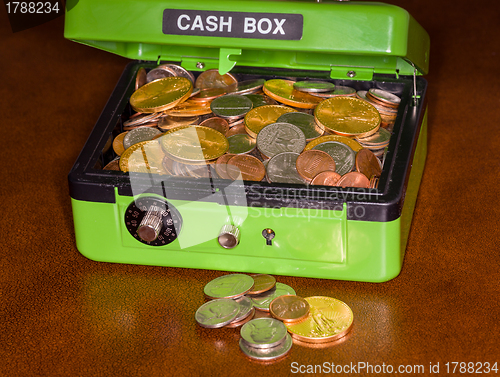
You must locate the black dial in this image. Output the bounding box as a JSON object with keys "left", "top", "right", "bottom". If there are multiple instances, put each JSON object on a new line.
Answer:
{"left": 124, "top": 196, "right": 182, "bottom": 246}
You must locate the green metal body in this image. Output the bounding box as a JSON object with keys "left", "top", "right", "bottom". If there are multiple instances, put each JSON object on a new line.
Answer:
{"left": 70, "top": 110, "right": 427, "bottom": 282}
{"left": 64, "top": 0, "right": 429, "bottom": 80}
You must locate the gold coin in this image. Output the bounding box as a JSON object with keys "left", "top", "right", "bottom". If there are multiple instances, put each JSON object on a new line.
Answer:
{"left": 244, "top": 105, "right": 296, "bottom": 138}
{"left": 119, "top": 140, "right": 166, "bottom": 174}
{"left": 314, "top": 97, "right": 380, "bottom": 137}
{"left": 262, "top": 79, "right": 323, "bottom": 109}
{"left": 130, "top": 77, "right": 193, "bottom": 113}
{"left": 285, "top": 296, "right": 353, "bottom": 343}
{"left": 112, "top": 131, "right": 128, "bottom": 156}
{"left": 304, "top": 134, "right": 363, "bottom": 152}
{"left": 158, "top": 115, "right": 200, "bottom": 131}
{"left": 159, "top": 125, "right": 228, "bottom": 162}
{"left": 165, "top": 100, "right": 212, "bottom": 117}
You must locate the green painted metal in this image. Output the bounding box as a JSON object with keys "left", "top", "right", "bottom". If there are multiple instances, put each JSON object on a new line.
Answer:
{"left": 64, "top": 0, "right": 429, "bottom": 80}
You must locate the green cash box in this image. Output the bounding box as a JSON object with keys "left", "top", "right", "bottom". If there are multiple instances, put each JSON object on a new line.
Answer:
{"left": 65, "top": 0, "right": 429, "bottom": 282}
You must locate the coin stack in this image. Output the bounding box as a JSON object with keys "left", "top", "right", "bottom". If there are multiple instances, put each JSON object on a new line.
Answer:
{"left": 195, "top": 273, "right": 354, "bottom": 361}
{"left": 107, "top": 64, "right": 403, "bottom": 188}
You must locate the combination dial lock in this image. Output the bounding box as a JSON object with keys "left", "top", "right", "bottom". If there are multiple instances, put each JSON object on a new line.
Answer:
{"left": 124, "top": 196, "right": 182, "bottom": 246}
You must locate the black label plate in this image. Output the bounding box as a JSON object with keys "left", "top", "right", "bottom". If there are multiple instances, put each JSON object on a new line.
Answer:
{"left": 162, "top": 9, "right": 303, "bottom": 40}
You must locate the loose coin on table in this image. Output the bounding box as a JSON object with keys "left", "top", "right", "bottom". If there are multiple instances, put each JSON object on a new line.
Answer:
{"left": 314, "top": 96, "right": 381, "bottom": 137}
{"left": 257, "top": 122, "right": 306, "bottom": 159}
{"left": 239, "top": 333, "right": 293, "bottom": 361}
{"left": 130, "top": 76, "right": 193, "bottom": 113}
{"left": 263, "top": 79, "right": 323, "bottom": 109}
{"left": 270, "top": 295, "right": 310, "bottom": 323}
{"left": 226, "top": 296, "right": 255, "bottom": 327}
{"left": 195, "top": 298, "right": 241, "bottom": 328}
{"left": 296, "top": 150, "right": 336, "bottom": 183}
{"left": 204, "top": 274, "right": 255, "bottom": 299}
{"left": 240, "top": 317, "right": 288, "bottom": 349}
{"left": 248, "top": 274, "right": 276, "bottom": 295}
{"left": 250, "top": 282, "right": 296, "bottom": 312}
{"left": 244, "top": 104, "right": 296, "bottom": 138}
{"left": 159, "top": 125, "right": 228, "bottom": 162}
{"left": 285, "top": 296, "right": 354, "bottom": 343}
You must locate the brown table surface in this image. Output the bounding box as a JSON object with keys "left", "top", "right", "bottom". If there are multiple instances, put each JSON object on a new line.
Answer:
{"left": 1, "top": 1, "right": 499, "bottom": 376}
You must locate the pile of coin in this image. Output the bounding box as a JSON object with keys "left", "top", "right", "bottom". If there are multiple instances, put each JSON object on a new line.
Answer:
{"left": 195, "top": 273, "right": 354, "bottom": 361}
{"left": 106, "top": 64, "right": 402, "bottom": 188}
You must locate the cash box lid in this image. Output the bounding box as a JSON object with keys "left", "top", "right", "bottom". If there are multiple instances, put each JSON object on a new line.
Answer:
{"left": 64, "top": 0, "right": 429, "bottom": 80}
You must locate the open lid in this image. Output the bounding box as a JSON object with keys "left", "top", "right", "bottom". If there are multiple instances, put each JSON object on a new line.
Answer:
{"left": 64, "top": 0, "right": 429, "bottom": 80}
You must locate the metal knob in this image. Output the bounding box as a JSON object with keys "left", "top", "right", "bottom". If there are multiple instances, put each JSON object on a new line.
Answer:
{"left": 137, "top": 206, "right": 163, "bottom": 242}
{"left": 218, "top": 225, "right": 240, "bottom": 249}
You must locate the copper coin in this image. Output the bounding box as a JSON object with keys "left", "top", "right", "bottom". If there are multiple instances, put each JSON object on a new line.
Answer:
{"left": 337, "top": 171, "right": 370, "bottom": 188}
{"left": 248, "top": 274, "right": 276, "bottom": 295}
{"left": 355, "top": 148, "right": 382, "bottom": 179}
{"left": 103, "top": 158, "right": 121, "bottom": 171}
{"left": 226, "top": 123, "right": 247, "bottom": 137}
{"left": 296, "top": 150, "right": 336, "bottom": 182}
{"left": 123, "top": 112, "right": 162, "bottom": 128}
{"left": 112, "top": 131, "right": 128, "bottom": 156}
{"left": 135, "top": 67, "right": 147, "bottom": 90}
{"left": 195, "top": 69, "right": 238, "bottom": 89}
{"left": 270, "top": 295, "right": 310, "bottom": 323}
{"left": 214, "top": 153, "right": 236, "bottom": 179}
{"left": 226, "top": 155, "right": 266, "bottom": 181}
{"left": 310, "top": 171, "right": 342, "bottom": 186}
{"left": 367, "top": 88, "right": 400, "bottom": 108}
{"left": 199, "top": 117, "right": 230, "bottom": 135}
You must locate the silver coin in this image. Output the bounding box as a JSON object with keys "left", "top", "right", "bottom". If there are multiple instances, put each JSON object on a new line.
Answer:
{"left": 122, "top": 127, "right": 161, "bottom": 150}
{"left": 172, "top": 161, "right": 211, "bottom": 178}
{"left": 158, "top": 63, "right": 196, "bottom": 85}
{"left": 240, "top": 318, "right": 288, "bottom": 349}
{"left": 239, "top": 333, "right": 293, "bottom": 361}
{"left": 244, "top": 94, "right": 278, "bottom": 108}
{"left": 227, "top": 134, "right": 256, "bottom": 154}
{"left": 356, "top": 90, "right": 369, "bottom": 101}
{"left": 266, "top": 152, "right": 306, "bottom": 185}
{"left": 312, "top": 141, "right": 355, "bottom": 176}
{"left": 195, "top": 298, "right": 240, "bottom": 328}
{"left": 257, "top": 122, "right": 306, "bottom": 159}
{"left": 276, "top": 112, "right": 324, "bottom": 141}
{"left": 211, "top": 94, "right": 254, "bottom": 119}
{"left": 310, "top": 85, "right": 356, "bottom": 98}
{"left": 233, "top": 296, "right": 255, "bottom": 322}
{"left": 250, "top": 283, "right": 296, "bottom": 311}
{"left": 293, "top": 80, "right": 335, "bottom": 93}
{"left": 146, "top": 66, "right": 176, "bottom": 83}
{"left": 204, "top": 274, "right": 255, "bottom": 299}
{"left": 369, "top": 88, "right": 401, "bottom": 104}
{"left": 123, "top": 112, "right": 162, "bottom": 128}
{"left": 226, "top": 79, "right": 266, "bottom": 95}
